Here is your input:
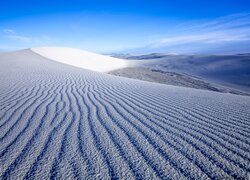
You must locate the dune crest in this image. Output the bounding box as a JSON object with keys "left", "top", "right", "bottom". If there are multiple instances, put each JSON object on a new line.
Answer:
{"left": 31, "top": 47, "right": 128, "bottom": 72}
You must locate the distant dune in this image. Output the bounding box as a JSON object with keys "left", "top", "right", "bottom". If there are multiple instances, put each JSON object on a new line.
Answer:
{"left": 112, "top": 53, "right": 250, "bottom": 92}
{"left": 0, "top": 48, "right": 250, "bottom": 179}
{"left": 109, "top": 67, "right": 249, "bottom": 96}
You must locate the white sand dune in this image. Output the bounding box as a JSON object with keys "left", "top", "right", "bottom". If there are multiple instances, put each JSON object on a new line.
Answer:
{"left": 0, "top": 48, "right": 250, "bottom": 179}
{"left": 31, "top": 47, "right": 129, "bottom": 72}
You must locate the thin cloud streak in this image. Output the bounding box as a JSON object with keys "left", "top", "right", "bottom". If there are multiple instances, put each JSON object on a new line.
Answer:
{"left": 6, "top": 35, "right": 32, "bottom": 43}
{"left": 3, "top": 29, "right": 15, "bottom": 34}
{"left": 147, "top": 12, "right": 250, "bottom": 50}
{"left": 3, "top": 29, "right": 32, "bottom": 43}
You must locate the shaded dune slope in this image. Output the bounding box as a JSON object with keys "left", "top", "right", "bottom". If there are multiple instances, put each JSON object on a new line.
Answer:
{"left": 0, "top": 49, "right": 250, "bottom": 179}
{"left": 125, "top": 54, "right": 250, "bottom": 92}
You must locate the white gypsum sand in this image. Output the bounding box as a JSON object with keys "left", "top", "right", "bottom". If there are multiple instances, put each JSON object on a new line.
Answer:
{"left": 0, "top": 48, "right": 250, "bottom": 179}
{"left": 31, "top": 47, "right": 129, "bottom": 72}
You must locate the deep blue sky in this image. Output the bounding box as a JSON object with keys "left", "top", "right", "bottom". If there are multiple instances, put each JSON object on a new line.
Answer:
{"left": 0, "top": 0, "right": 250, "bottom": 53}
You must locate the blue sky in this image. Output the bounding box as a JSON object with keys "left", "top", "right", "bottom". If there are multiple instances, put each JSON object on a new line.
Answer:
{"left": 0, "top": 0, "right": 250, "bottom": 53}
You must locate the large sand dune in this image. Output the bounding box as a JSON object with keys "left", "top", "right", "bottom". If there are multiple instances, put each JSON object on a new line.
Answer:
{"left": 31, "top": 47, "right": 128, "bottom": 72}
{"left": 0, "top": 48, "right": 250, "bottom": 179}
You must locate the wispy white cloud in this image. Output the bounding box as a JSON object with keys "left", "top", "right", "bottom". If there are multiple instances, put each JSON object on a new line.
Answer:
{"left": 3, "top": 28, "right": 32, "bottom": 43}
{"left": 3, "top": 29, "right": 15, "bottom": 34}
{"left": 147, "top": 12, "right": 250, "bottom": 50}
{"left": 150, "top": 30, "right": 250, "bottom": 48}
{"left": 7, "top": 35, "right": 32, "bottom": 43}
